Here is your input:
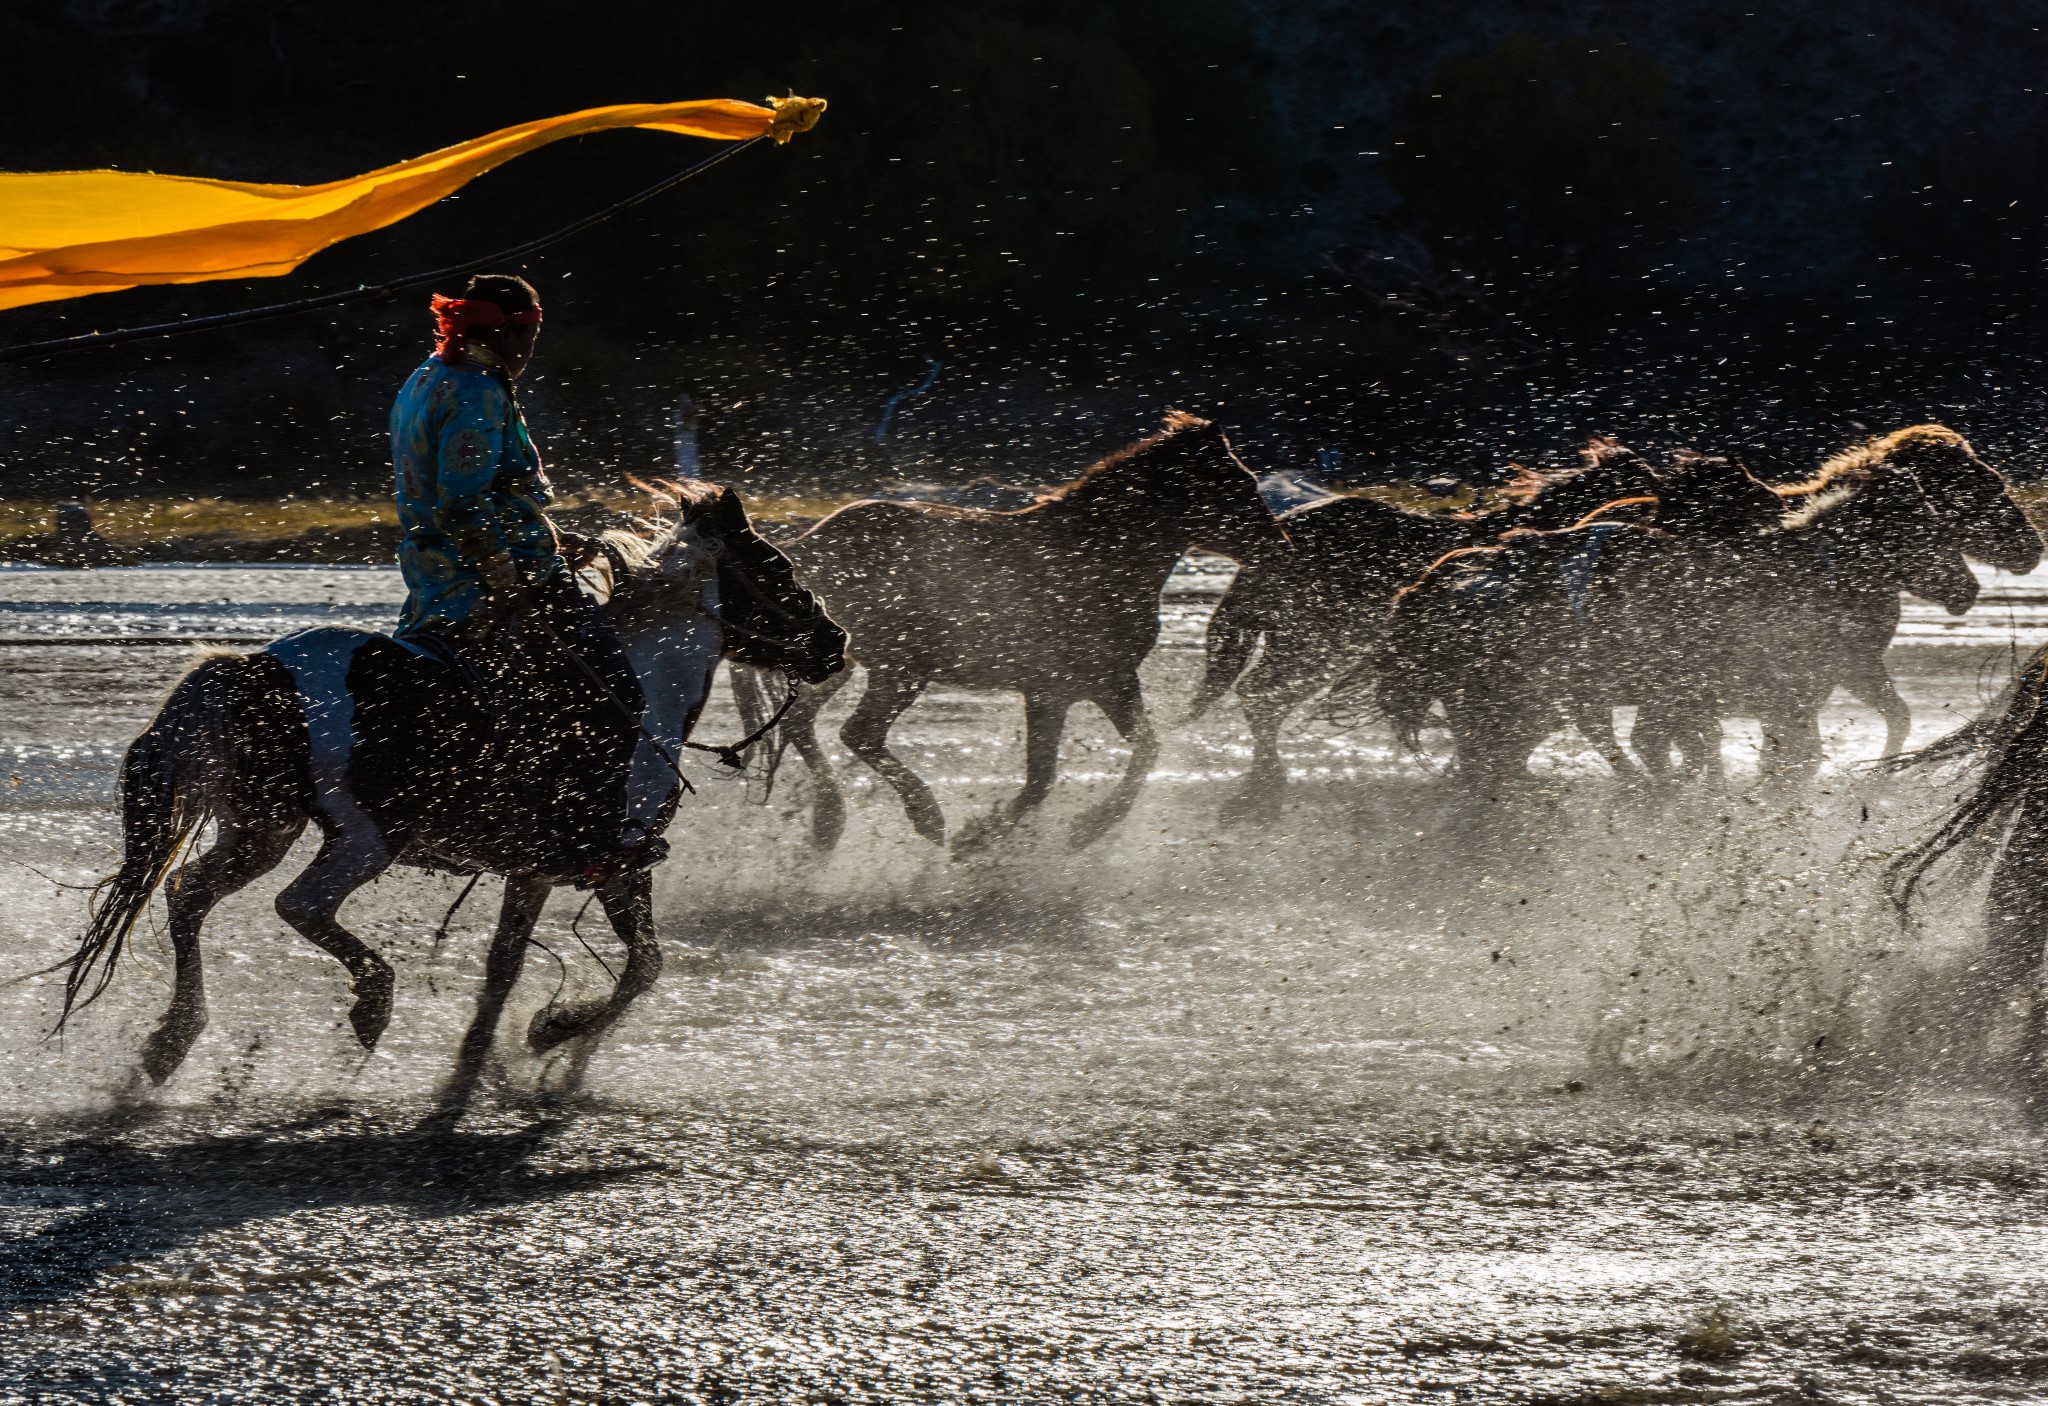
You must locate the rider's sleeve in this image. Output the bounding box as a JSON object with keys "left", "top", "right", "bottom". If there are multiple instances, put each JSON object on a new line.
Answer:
{"left": 433, "top": 376, "right": 512, "bottom": 563}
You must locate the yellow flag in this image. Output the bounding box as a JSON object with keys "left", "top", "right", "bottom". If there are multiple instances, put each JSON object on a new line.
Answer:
{"left": 0, "top": 95, "right": 825, "bottom": 313}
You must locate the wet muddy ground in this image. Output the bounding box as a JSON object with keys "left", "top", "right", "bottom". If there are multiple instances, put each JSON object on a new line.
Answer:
{"left": 3, "top": 563, "right": 2048, "bottom": 1402}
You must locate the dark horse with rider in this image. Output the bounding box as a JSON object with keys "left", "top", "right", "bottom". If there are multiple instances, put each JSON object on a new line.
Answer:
{"left": 63, "top": 274, "right": 847, "bottom": 1104}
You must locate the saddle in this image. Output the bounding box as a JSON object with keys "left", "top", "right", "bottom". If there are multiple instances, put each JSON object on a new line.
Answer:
{"left": 344, "top": 623, "right": 637, "bottom": 876}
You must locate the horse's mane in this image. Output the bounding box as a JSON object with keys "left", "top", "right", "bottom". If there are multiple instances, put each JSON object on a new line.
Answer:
{"left": 1770, "top": 425, "right": 1979, "bottom": 530}
{"left": 592, "top": 477, "right": 723, "bottom": 589}
{"left": 1777, "top": 424, "right": 1971, "bottom": 501}
{"left": 1775, "top": 476, "right": 1874, "bottom": 532}
{"left": 1037, "top": 409, "right": 1215, "bottom": 503}
{"left": 1387, "top": 541, "right": 1518, "bottom": 612}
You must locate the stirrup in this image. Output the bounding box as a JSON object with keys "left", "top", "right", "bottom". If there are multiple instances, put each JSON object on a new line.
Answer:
{"left": 572, "top": 835, "right": 670, "bottom": 890}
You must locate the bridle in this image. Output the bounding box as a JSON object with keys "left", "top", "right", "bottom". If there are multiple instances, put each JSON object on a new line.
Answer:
{"left": 591, "top": 529, "right": 822, "bottom": 772}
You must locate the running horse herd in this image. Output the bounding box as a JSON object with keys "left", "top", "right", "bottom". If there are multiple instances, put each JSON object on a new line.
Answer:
{"left": 58, "top": 412, "right": 2048, "bottom": 1103}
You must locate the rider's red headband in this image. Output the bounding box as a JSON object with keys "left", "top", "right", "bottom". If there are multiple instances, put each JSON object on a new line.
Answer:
{"left": 431, "top": 294, "right": 542, "bottom": 364}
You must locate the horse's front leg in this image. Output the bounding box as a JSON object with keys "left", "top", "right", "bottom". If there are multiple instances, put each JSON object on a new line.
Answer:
{"left": 436, "top": 874, "right": 552, "bottom": 1116}
{"left": 1068, "top": 676, "right": 1159, "bottom": 851}
{"left": 1221, "top": 647, "right": 1327, "bottom": 827}
{"left": 954, "top": 690, "right": 1073, "bottom": 855}
{"left": 1844, "top": 665, "right": 1913, "bottom": 760}
{"left": 529, "top": 870, "right": 660, "bottom": 1056}
{"left": 839, "top": 668, "right": 945, "bottom": 845}
{"left": 273, "top": 827, "right": 397, "bottom": 1050}
{"left": 1756, "top": 699, "right": 1825, "bottom": 785}
{"left": 778, "top": 668, "right": 854, "bottom": 850}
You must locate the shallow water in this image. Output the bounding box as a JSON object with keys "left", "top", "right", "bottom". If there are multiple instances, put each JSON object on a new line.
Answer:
{"left": 2, "top": 563, "right": 2047, "bottom": 1401}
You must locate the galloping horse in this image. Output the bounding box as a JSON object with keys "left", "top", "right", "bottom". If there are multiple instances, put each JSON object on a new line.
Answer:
{"left": 1189, "top": 439, "right": 1663, "bottom": 821}
{"left": 776, "top": 410, "right": 1284, "bottom": 851}
{"left": 1208, "top": 426, "right": 2038, "bottom": 813}
{"left": 1380, "top": 440, "right": 2000, "bottom": 791}
{"left": 62, "top": 484, "right": 845, "bottom": 1098}
{"left": 1762, "top": 426, "right": 2044, "bottom": 756}
{"left": 1612, "top": 427, "right": 2038, "bottom": 775}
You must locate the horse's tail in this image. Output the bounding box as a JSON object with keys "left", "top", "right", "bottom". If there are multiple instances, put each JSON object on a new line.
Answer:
{"left": 62, "top": 651, "right": 243, "bottom": 1027}
{"left": 1187, "top": 572, "right": 1267, "bottom": 721}
{"left": 1885, "top": 646, "right": 2048, "bottom": 913}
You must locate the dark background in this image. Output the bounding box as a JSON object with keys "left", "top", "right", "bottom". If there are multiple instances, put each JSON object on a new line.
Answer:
{"left": 3, "top": 0, "right": 2047, "bottom": 498}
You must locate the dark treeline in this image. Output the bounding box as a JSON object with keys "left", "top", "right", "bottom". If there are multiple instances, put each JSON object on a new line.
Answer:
{"left": 3, "top": 0, "right": 2047, "bottom": 498}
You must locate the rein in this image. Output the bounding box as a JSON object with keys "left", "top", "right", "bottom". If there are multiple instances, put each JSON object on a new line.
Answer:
{"left": 684, "top": 672, "right": 800, "bottom": 770}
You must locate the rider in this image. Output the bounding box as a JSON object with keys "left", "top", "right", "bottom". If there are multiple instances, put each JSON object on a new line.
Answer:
{"left": 390, "top": 272, "right": 659, "bottom": 883}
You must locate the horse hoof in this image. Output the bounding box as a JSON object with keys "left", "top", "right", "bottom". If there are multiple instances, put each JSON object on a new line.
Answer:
{"left": 349, "top": 968, "right": 395, "bottom": 1050}
{"left": 949, "top": 809, "right": 1011, "bottom": 857}
{"left": 1067, "top": 809, "right": 1123, "bottom": 851}
{"left": 140, "top": 1026, "right": 198, "bottom": 1085}
{"left": 529, "top": 999, "right": 606, "bottom": 1053}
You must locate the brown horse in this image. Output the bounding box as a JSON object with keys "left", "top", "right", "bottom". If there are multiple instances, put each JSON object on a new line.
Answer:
{"left": 1205, "top": 426, "right": 2039, "bottom": 814}
{"left": 1760, "top": 426, "right": 2044, "bottom": 756}
{"left": 1380, "top": 442, "right": 2000, "bottom": 790}
{"left": 1188, "top": 438, "right": 1663, "bottom": 820}
{"left": 777, "top": 410, "right": 1284, "bottom": 851}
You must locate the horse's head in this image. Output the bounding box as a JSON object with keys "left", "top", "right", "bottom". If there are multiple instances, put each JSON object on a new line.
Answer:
{"left": 694, "top": 485, "right": 848, "bottom": 684}
{"left": 605, "top": 482, "right": 848, "bottom": 683}
{"left": 1794, "top": 461, "right": 1980, "bottom": 615}
{"left": 1881, "top": 425, "right": 2042, "bottom": 575}
{"left": 1118, "top": 409, "right": 1288, "bottom": 564}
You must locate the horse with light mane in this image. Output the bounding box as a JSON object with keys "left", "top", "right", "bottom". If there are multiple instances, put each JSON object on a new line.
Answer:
{"left": 62, "top": 484, "right": 845, "bottom": 1105}
{"left": 1381, "top": 429, "right": 2033, "bottom": 789}
{"left": 1188, "top": 437, "right": 1663, "bottom": 821}
{"left": 774, "top": 410, "right": 1285, "bottom": 852}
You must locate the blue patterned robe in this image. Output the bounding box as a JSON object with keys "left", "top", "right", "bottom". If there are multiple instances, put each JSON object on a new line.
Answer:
{"left": 390, "top": 355, "right": 563, "bottom": 636}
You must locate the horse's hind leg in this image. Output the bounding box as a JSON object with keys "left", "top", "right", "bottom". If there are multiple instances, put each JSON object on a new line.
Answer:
{"left": 272, "top": 829, "right": 396, "bottom": 1050}
{"left": 1069, "top": 676, "right": 1160, "bottom": 851}
{"left": 142, "top": 820, "right": 304, "bottom": 1084}
{"left": 782, "top": 669, "right": 854, "bottom": 849}
{"left": 438, "top": 874, "right": 553, "bottom": 1116}
{"left": 1756, "top": 702, "right": 1825, "bottom": 786}
{"left": 531, "top": 872, "right": 661, "bottom": 1098}
{"left": 839, "top": 669, "right": 945, "bottom": 845}
{"left": 1568, "top": 700, "right": 1643, "bottom": 782}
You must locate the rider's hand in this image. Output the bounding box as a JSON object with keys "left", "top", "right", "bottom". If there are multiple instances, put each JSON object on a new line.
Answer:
{"left": 480, "top": 553, "right": 522, "bottom": 596}
{"left": 471, "top": 558, "right": 530, "bottom": 636}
